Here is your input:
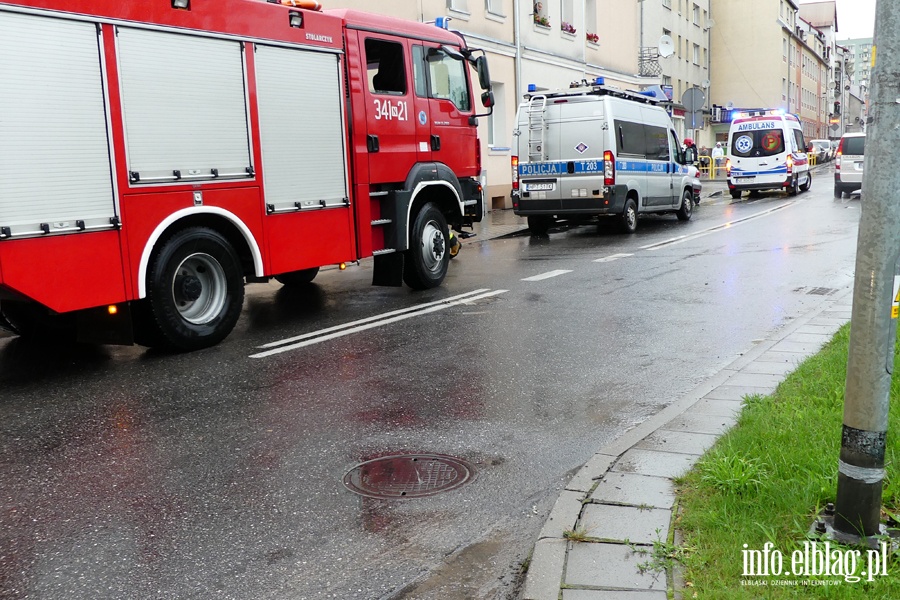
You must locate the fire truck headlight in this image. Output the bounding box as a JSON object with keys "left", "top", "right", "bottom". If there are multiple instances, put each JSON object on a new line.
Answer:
{"left": 171, "top": 0, "right": 190, "bottom": 9}
{"left": 339, "top": 263, "right": 347, "bottom": 271}
{"left": 107, "top": 305, "right": 118, "bottom": 315}
{"left": 288, "top": 12, "right": 303, "bottom": 28}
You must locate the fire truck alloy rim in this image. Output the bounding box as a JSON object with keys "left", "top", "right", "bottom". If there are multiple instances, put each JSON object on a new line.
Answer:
{"left": 172, "top": 252, "right": 228, "bottom": 324}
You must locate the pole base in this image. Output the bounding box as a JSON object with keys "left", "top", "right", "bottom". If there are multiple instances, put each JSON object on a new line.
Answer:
{"left": 811, "top": 503, "right": 900, "bottom": 549}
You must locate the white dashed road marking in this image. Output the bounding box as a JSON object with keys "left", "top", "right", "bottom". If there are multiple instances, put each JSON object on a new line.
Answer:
{"left": 521, "top": 270, "right": 573, "bottom": 282}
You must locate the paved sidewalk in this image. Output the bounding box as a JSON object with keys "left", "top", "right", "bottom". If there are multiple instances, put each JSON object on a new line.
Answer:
{"left": 517, "top": 290, "right": 852, "bottom": 599}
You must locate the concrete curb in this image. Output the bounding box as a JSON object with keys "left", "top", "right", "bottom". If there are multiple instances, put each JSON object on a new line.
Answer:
{"left": 520, "top": 285, "right": 854, "bottom": 600}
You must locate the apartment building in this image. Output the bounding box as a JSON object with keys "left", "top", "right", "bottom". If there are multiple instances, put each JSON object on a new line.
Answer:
{"left": 640, "top": 0, "right": 713, "bottom": 145}
{"left": 709, "top": 0, "right": 829, "bottom": 142}
{"left": 839, "top": 37, "right": 873, "bottom": 88}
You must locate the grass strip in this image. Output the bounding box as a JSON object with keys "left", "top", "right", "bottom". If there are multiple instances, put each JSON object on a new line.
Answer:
{"left": 676, "top": 324, "right": 900, "bottom": 598}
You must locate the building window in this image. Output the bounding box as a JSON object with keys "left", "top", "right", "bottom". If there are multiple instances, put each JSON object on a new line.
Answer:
{"left": 585, "top": 0, "right": 598, "bottom": 40}
{"left": 487, "top": 82, "right": 504, "bottom": 147}
{"left": 677, "top": 35, "right": 682, "bottom": 59}
{"left": 693, "top": 43, "right": 700, "bottom": 65}
{"left": 663, "top": 0, "right": 671, "bottom": 8}
{"left": 693, "top": 4, "right": 699, "bottom": 25}
{"left": 486, "top": 0, "right": 503, "bottom": 16}
{"left": 561, "top": 0, "right": 574, "bottom": 29}
{"left": 448, "top": 0, "right": 468, "bottom": 12}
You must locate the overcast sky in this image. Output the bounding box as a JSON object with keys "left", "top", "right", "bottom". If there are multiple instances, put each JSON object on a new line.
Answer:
{"left": 829, "top": 0, "right": 876, "bottom": 40}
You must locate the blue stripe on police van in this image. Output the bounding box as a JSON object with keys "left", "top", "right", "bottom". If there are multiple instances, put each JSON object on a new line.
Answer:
{"left": 518, "top": 159, "right": 679, "bottom": 177}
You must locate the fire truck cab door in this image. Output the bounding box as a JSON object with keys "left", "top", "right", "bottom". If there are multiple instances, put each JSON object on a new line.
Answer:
{"left": 358, "top": 34, "right": 426, "bottom": 184}
{"left": 416, "top": 42, "right": 478, "bottom": 177}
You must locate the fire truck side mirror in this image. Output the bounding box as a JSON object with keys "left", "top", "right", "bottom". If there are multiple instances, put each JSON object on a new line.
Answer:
{"left": 481, "top": 90, "right": 494, "bottom": 108}
{"left": 475, "top": 56, "right": 491, "bottom": 91}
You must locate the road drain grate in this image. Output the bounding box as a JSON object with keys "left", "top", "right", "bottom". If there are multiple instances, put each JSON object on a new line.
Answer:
{"left": 342, "top": 453, "right": 474, "bottom": 499}
{"left": 807, "top": 287, "right": 838, "bottom": 296}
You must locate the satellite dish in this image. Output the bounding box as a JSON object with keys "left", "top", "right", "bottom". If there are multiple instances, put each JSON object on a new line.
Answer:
{"left": 658, "top": 35, "right": 675, "bottom": 58}
{"left": 701, "top": 79, "right": 711, "bottom": 89}
{"left": 726, "top": 101, "right": 734, "bottom": 110}
{"left": 703, "top": 18, "right": 715, "bottom": 31}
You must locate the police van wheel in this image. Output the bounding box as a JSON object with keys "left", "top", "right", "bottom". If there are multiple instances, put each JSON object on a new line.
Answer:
{"left": 527, "top": 215, "right": 552, "bottom": 236}
{"left": 620, "top": 198, "right": 638, "bottom": 234}
{"left": 800, "top": 172, "right": 811, "bottom": 192}
{"left": 730, "top": 190, "right": 742, "bottom": 200}
{"left": 403, "top": 202, "right": 449, "bottom": 290}
{"left": 676, "top": 189, "right": 693, "bottom": 221}
{"left": 143, "top": 227, "right": 245, "bottom": 351}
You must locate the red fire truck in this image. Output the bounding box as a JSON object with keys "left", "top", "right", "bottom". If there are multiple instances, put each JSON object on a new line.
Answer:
{"left": 0, "top": 0, "right": 493, "bottom": 350}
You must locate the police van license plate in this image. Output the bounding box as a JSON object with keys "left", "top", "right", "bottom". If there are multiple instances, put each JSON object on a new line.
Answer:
{"left": 525, "top": 182, "right": 554, "bottom": 191}
{"left": 735, "top": 177, "right": 754, "bottom": 183}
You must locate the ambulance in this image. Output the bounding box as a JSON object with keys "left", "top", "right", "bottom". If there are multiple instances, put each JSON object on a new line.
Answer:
{"left": 725, "top": 110, "right": 811, "bottom": 199}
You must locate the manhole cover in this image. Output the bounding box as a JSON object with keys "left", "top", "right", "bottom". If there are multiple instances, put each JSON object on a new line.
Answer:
{"left": 342, "top": 453, "right": 474, "bottom": 499}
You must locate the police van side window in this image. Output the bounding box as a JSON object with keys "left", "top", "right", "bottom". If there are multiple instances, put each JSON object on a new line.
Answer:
{"left": 645, "top": 125, "right": 669, "bottom": 161}
{"left": 615, "top": 120, "right": 646, "bottom": 157}
{"left": 366, "top": 39, "right": 407, "bottom": 95}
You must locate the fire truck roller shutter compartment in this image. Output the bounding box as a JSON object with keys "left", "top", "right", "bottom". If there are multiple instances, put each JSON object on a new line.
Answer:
{"left": 117, "top": 27, "right": 253, "bottom": 184}
{"left": 0, "top": 12, "right": 117, "bottom": 238}
{"left": 255, "top": 43, "right": 354, "bottom": 276}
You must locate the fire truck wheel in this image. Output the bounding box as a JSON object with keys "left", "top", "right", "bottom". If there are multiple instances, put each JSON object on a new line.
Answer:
{"left": 275, "top": 267, "right": 320, "bottom": 286}
{"left": 676, "top": 189, "right": 693, "bottom": 221}
{"left": 144, "top": 227, "right": 245, "bottom": 351}
{"left": 403, "top": 203, "right": 450, "bottom": 290}
{"left": 620, "top": 197, "right": 638, "bottom": 234}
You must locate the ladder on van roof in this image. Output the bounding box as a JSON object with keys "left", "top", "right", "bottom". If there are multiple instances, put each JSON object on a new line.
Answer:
{"left": 527, "top": 94, "right": 546, "bottom": 162}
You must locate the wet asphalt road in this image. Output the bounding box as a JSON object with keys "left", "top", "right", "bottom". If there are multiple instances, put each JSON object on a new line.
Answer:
{"left": 0, "top": 170, "right": 862, "bottom": 599}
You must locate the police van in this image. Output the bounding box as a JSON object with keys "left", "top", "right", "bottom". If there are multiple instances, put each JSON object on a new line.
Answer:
{"left": 511, "top": 79, "right": 701, "bottom": 235}
{"left": 725, "top": 110, "right": 811, "bottom": 199}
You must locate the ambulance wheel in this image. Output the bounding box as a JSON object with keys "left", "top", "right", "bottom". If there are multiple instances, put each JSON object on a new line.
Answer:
{"left": 403, "top": 202, "right": 449, "bottom": 290}
{"left": 800, "top": 172, "right": 811, "bottom": 192}
{"left": 730, "top": 190, "right": 742, "bottom": 200}
{"left": 275, "top": 267, "right": 319, "bottom": 286}
{"left": 619, "top": 198, "right": 638, "bottom": 234}
{"left": 676, "top": 189, "right": 693, "bottom": 221}
{"left": 788, "top": 176, "right": 799, "bottom": 196}
{"left": 527, "top": 215, "right": 553, "bottom": 236}
{"left": 142, "top": 227, "right": 245, "bottom": 351}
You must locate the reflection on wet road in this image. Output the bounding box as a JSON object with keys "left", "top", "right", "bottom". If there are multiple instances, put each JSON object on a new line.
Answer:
{"left": 0, "top": 180, "right": 862, "bottom": 598}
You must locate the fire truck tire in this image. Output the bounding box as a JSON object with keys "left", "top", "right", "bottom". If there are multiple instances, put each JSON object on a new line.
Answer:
{"left": 403, "top": 203, "right": 450, "bottom": 290}
{"left": 143, "top": 227, "right": 245, "bottom": 351}
{"left": 275, "top": 267, "right": 319, "bottom": 286}
{"left": 676, "top": 189, "right": 693, "bottom": 221}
